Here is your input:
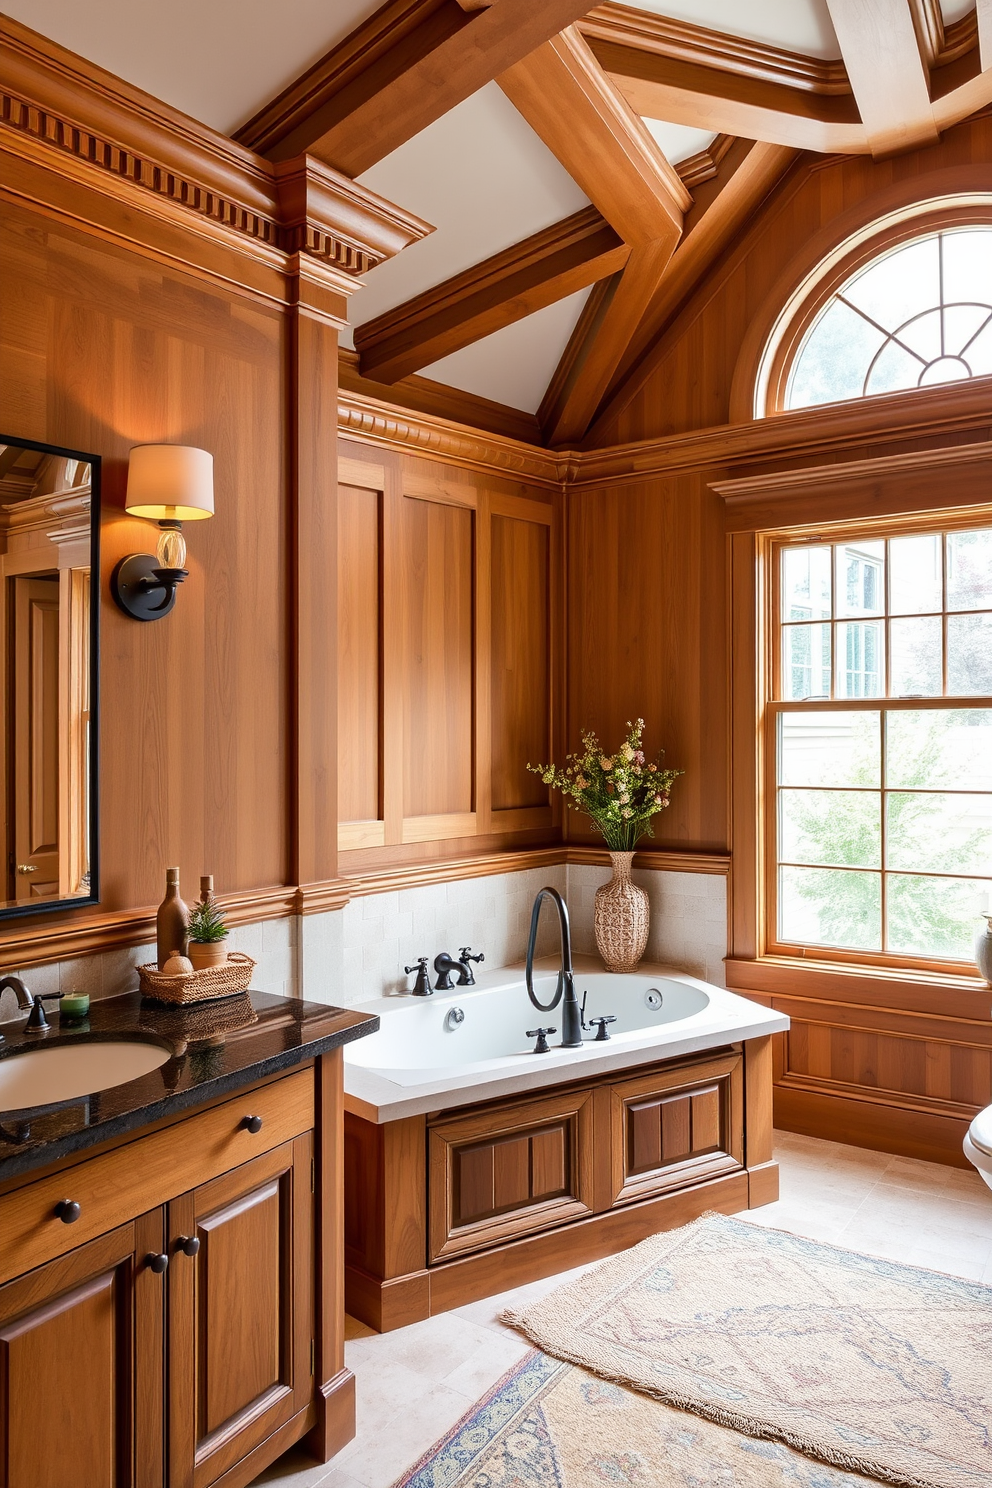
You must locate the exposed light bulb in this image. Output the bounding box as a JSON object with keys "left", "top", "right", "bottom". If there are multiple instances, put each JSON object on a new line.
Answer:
{"left": 156, "top": 524, "right": 187, "bottom": 570}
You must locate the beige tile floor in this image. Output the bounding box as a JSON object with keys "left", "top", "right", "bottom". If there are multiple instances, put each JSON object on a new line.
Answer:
{"left": 251, "top": 1129, "right": 992, "bottom": 1488}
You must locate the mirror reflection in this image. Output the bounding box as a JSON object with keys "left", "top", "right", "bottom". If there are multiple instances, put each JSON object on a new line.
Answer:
{"left": 0, "top": 438, "right": 98, "bottom": 913}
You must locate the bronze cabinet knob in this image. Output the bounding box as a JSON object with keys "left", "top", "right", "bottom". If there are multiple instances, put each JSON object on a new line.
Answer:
{"left": 54, "top": 1200, "right": 81, "bottom": 1224}
{"left": 176, "top": 1235, "right": 200, "bottom": 1257}
{"left": 241, "top": 1114, "right": 263, "bottom": 1134}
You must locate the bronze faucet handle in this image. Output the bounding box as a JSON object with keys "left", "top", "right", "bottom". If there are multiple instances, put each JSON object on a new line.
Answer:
{"left": 404, "top": 958, "right": 434, "bottom": 996}
{"left": 526, "top": 1026, "right": 557, "bottom": 1054}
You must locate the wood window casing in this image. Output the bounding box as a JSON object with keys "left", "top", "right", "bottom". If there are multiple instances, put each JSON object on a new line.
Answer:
{"left": 725, "top": 458, "right": 992, "bottom": 1005}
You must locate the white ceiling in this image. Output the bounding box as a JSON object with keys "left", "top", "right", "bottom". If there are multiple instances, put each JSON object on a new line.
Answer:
{"left": 421, "top": 290, "right": 593, "bottom": 414}
{"left": 642, "top": 120, "right": 718, "bottom": 163}
{"left": 351, "top": 84, "right": 590, "bottom": 333}
{"left": 0, "top": 0, "right": 384, "bottom": 133}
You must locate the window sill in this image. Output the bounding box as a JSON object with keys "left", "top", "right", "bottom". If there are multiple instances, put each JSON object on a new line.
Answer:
{"left": 725, "top": 954, "right": 992, "bottom": 1023}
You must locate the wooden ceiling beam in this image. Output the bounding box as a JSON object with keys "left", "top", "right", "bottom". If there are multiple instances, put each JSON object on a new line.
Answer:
{"left": 588, "top": 34, "right": 867, "bottom": 153}
{"left": 824, "top": 0, "right": 938, "bottom": 157}
{"left": 354, "top": 206, "right": 629, "bottom": 382}
{"left": 540, "top": 236, "right": 677, "bottom": 445}
{"left": 498, "top": 27, "right": 690, "bottom": 246}
{"left": 586, "top": 140, "right": 798, "bottom": 443}
{"left": 236, "top": 0, "right": 604, "bottom": 176}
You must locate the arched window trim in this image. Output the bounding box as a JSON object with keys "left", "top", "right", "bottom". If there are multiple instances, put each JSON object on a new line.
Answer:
{"left": 755, "top": 195, "right": 992, "bottom": 419}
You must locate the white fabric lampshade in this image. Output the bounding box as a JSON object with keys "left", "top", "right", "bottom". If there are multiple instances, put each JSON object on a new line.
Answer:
{"left": 126, "top": 444, "right": 214, "bottom": 521}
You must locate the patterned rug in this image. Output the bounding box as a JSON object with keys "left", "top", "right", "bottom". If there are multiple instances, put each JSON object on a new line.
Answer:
{"left": 393, "top": 1348, "right": 885, "bottom": 1487}
{"left": 501, "top": 1213, "right": 992, "bottom": 1488}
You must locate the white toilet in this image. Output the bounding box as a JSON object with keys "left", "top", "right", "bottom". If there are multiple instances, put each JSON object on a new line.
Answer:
{"left": 964, "top": 1106, "right": 992, "bottom": 1190}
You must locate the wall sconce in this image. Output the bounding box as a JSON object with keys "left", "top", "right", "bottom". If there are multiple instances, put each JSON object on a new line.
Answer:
{"left": 111, "top": 445, "right": 214, "bottom": 621}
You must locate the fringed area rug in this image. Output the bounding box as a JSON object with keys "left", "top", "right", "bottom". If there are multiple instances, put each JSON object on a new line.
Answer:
{"left": 500, "top": 1213, "right": 992, "bottom": 1488}
{"left": 392, "top": 1349, "right": 883, "bottom": 1488}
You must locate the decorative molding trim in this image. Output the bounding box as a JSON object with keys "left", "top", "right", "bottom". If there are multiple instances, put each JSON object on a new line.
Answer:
{"left": 338, "top": 350, "right": 543, "bottom": 445}
{"left": 337, "top": 388, "right": 565, "bottom": 489}
{"left": 0, "top": 886, "right": 298, "bottom": 974}
{"left": 674, "top": 133, "right": 737, "bottom": 188}
{"left": 567, "top": 846, "right": 731, "bottom": 875}
{"left": 579, "top": 3, "right": 852, "bottom": 96}
{"left": 711, "top": 438, "right": 992, "bottom": 507}
{"left": 0, "top": 18, "right": 428, "bottom": 281}
{"left": 568, "top": 376, "right": 992, "bottom": 489}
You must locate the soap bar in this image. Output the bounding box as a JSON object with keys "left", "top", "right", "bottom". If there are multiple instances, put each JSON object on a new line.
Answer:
{"left": 59, "top": 992, "right": 90, "bottom": 1018}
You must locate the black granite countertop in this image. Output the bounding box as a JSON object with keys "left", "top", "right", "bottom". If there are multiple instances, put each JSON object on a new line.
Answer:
{"left": 0, "top": 989, "right": 378, "bottom": 1182}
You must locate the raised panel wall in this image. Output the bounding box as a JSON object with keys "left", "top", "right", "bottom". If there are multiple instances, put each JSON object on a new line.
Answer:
{"left": 490, "top": 514, "right": 550, "bottom": 813}
{"left": 337, "top": 443, "right": 556, "bottom": 868}
{"left": 338, "top": 482, "right": 382, "bottom": 831}
{"left": 400, "top": 491, "right": 475, "bottom": 822}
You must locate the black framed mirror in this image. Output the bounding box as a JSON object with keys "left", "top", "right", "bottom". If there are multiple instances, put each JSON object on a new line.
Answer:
{"left": 0, "top": 435, "right": 99, "bottom": 920}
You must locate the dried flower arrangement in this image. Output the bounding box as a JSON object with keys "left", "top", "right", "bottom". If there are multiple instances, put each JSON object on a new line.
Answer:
{"left": 529, "top": 718, "right": 682, "bottom": 852}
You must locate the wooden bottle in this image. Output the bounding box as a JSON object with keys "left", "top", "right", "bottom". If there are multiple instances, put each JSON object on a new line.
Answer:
{"left": 199, "top": 874, "right": 213, "bottom": 905}
{"left": 156, "top": 867, "right": 189, "bottom": 968}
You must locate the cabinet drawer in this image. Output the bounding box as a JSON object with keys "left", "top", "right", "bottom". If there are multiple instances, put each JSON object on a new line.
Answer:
{"left": 428, "top": 1086, "right": 595, "bottom": 1263}
{"left": 609, "top": 1052, "right": 743, "bottom": 1207}
{"left": 0, "top": 1066, "right": 314, "bottom": 1285}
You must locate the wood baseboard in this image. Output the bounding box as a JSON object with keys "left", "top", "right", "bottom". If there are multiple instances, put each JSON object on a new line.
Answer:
{"left": 347, "top": 1169, "right": 757, "bottom": 1332}
{"left": 305, "top": 1367, "right": 357, "bottom": 1464}
{"left": 747, "top": 1159, "right": 780, "bottom": 1206}
{"left": 774, "top": 1087, "right": 973, "bottom": 1168}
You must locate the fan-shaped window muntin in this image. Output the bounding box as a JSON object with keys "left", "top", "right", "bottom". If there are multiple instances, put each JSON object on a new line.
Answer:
{"left": 785, "top": 228, "right": 992, "bottom": 412}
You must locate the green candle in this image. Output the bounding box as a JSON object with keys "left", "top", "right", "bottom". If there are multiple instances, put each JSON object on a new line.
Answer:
{"left": 59, "top": 992, "right": 90, "bottom": 1019}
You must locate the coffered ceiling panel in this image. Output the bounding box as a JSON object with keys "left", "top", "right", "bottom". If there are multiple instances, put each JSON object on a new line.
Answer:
{"left": 420, "top": 290, "right": 594, "bottom": 413}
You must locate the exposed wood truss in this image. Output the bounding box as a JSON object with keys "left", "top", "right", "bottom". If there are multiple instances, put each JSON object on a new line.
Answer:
{"left": 581, "top": 1, "right": 988, "bottom": 159}
{"left": 587, "top": 140, "right": 799, "bottom": 442}
{"left": 825, "top": 0, "right": 937, "bottom": 157}
{"left": 235, "top": 0, "right": 608, "bottom": 175}
{"left": 498, "top": 26, "right": 688, "bottom": 442}
{"left": 354, "top": 207, "right": 628, "bottom": 382}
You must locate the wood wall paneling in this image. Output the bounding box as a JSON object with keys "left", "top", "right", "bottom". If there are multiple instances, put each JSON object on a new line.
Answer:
{"left": 336, "top": 443, "right": 555, "bottom": 867}
{"left": 490, "top": 513, "right": 551, "bottom": 812}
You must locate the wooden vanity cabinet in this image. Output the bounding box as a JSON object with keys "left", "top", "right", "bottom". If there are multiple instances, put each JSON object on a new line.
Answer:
{"left": 0, "top": 1054, "right": 349, "bottom": 1488}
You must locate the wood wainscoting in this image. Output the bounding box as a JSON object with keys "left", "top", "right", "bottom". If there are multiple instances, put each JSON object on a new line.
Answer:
{"left": 343, "top": 1036, "right": 773, "bottom": 1332}
{"left": 335, "top": 441, "right": 563, "bottom": 872}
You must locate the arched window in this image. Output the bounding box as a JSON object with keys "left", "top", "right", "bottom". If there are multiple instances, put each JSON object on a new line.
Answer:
{"left": 782, "top": 225, "right": 992, "bottom": 411}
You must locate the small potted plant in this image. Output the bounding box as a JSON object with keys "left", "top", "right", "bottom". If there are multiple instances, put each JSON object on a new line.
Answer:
{"left": 530, "top": 719, "right": 682, "bottom": 971}
{"left": 186, "top": 896, "right": 229, "bottom": 971}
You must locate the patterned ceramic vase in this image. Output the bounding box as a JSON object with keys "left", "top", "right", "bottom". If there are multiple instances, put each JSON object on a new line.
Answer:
{"left": 977, "top": 916, "right": 992, "bottom": 985}
{"left": 594, "top": 851, "right": 649, "bottom": 972}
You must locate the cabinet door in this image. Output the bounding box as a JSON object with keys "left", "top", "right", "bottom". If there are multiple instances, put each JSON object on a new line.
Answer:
{"left": 168, "top": 1136, "right": 313, "bottom": 1488}
{"left": 609, "top": 1052, "right": 744, "bottom": 1207}
{"left": 428, "top": 1087, "right": 595, "bottom": 1263}
{"left": 0, "top": 1215, "right": 166, "bottom": 1488}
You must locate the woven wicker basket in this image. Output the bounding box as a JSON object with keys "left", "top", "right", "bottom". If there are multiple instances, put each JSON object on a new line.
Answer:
{"left": 138, "top": 951, "right": 255, "bottom": 1006}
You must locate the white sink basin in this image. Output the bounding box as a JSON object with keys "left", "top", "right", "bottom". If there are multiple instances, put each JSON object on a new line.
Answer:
{"left": 0, "top": 1039, "right": 171, "bottom": 1113}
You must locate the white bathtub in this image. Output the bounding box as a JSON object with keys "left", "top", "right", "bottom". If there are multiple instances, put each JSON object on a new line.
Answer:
{"left": 343, "top": 962, "right": 789, "bottom": 1121}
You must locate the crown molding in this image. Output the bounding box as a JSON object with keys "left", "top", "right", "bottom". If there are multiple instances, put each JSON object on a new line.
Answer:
{"left": 569, "top": 376, "right": 992, "bottom": 489}
{"left": 0, "top": 16, "right": 428, "bottom": 283}
{"left": 337, "top": 388, "right": 566, "bottom": 489}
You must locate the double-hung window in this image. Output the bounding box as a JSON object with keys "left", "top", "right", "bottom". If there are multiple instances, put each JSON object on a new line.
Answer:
{"left": 769, "top": 521, "right": 992, "bottom": 969}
